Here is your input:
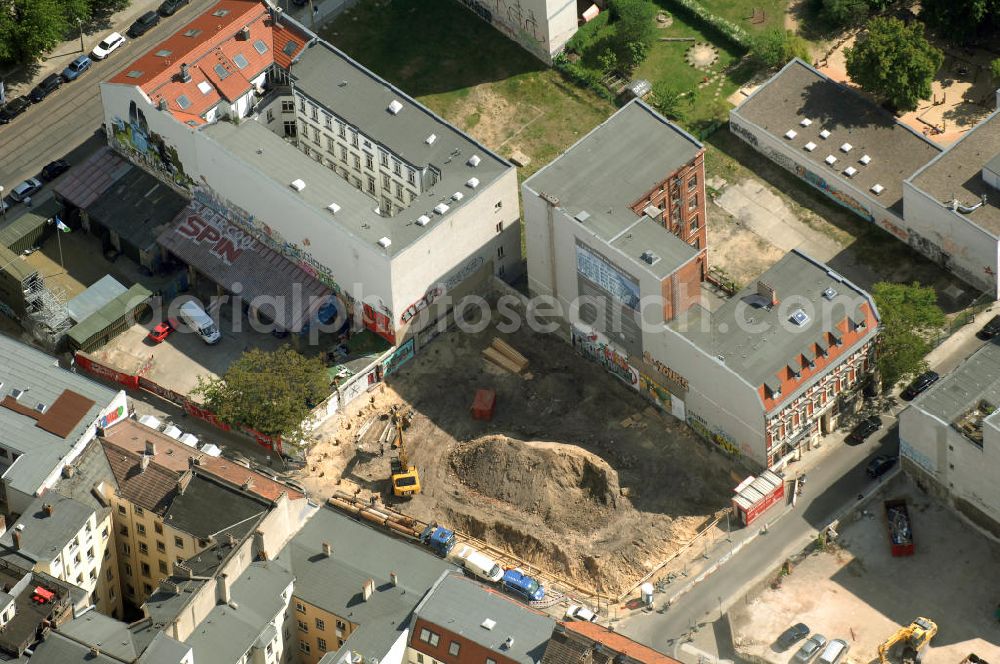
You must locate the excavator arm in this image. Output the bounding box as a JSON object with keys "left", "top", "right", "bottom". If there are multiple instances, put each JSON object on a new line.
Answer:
{"left": 878, "top": 629, "right": 913, "bottom": 664}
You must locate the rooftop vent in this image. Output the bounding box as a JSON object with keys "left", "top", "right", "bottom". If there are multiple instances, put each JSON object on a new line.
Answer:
{"left": 425, "top": 134, "right": 437, "bottom": 145}
{"left": 800, "top": 118, "right": 813, "bottom": 127}
{"left": 467, "top": 155, "right": 481, "bottom": 167}
{"left": 179, "top": 63, "right": 191, "bottom": 82}
{"left": 822, "top": 287, "right": 838, "bottom": 300}
{"left": 387, "top": 100, "right": 403, "bottom": 115}
{"left": 377, "top": 237, "right": 392, "bottom": 249}
{"left": 790, "top": 309, "right": 810, "bottom": 326}
{"left": 871, "top": 183, "right": 884, "bottom": 195}
{"left": 35, "top": 403, "right": 47, "bottom": 413}
{"left": 451, "top": 192, "right": 463, "bottom": 202}
{"left": 804, "top": 142, "right": 816, "bottom": 152}
{"left": 819, "top": 129, "right": 831, "bottom": 139}
{"left": 825, "top": 155, "right": 837, "bottom": 166}
{"left": 844, "top": 166, "right": 857, "bottom": 177}
{"left": 640, "top": 250, "right": 660, "bottom": 265}
{"left": 502, "top": 637, "right": 515, "bottom": 650}
{"left": 237, "top": 26, "right": 250, "bottom": 40}
{"left": 481, "top": 619, "right": 496, "bottom": 630}
{"left": 326, "top": 203, "right": 341, "bottom": 214}
{"left": 859, "top": 154, "right": 871, "bottom": 165}
{"left": 784, "top": 129, "right": 797, "bottom": 140}
{"left": 290, "top": 179, "right": 305, "bottom": 192}
{"left": 574, "top": 210, "right": 591, "bottom": 223}
{"left": 433, "top": 203, "right": 449, "bottom": 214}
{"left": 466, "top": 177, "right": 480, "bottom": 189}
{"left": 10, "top": 388, "right": 25, "bottom": 401}
{"left": 840, "top": 143, "right": 853, "bottom": 153}
{"left": 416, "top": 215, "right": 431, "bottom": 227}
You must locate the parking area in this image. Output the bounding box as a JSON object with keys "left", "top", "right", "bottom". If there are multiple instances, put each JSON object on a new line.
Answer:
{"left": 730, "top": 473, "right": 1000, "bottom": 663}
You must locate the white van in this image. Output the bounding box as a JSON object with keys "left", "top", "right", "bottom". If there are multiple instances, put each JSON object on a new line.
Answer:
{"left": 178, "top": 300, "right": 221, "bottom": 344}
{"left": 453, "top": 545, "right": 503, "bottom": 583}
{"left": 818, "top": 639, "right": 849, "bottom": 664}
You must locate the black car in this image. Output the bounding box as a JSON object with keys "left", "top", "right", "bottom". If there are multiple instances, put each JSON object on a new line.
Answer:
{"left": 977, "top": 314, "right": 1000, "bottom": 340}
{"left": 775, "top": 623, "right": 810, "bottom": 652}
{"left": 127, "top": 11, "right": 161, "bottom": 38}
{"left": 0, "top": 96, "right": 31, "bottom": 124}
{"left": 40, "top": 159, "right": 70, "bottom": 181}
{"left": 866, "top": 454, "right": 897, "bottom": 479}
{"left": 158, "top": 0, "right": 189, "bottom": 15}
{"left": 901, "top": 370, "right": 940, "bottom": 400}
{"left": 28, "top": 73, "right": 63, "bottom": 103}
{"left": 848, "top": 415, "right": 882, "bottom": 443}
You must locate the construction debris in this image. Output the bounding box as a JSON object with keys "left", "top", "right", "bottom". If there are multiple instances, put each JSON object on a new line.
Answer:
{"left": 481, "top": 337, "right": 529, "bottom": 374}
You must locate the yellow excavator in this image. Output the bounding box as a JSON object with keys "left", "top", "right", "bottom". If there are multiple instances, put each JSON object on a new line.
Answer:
{"left": 389, "top": 408, "right": 420, "bottom": 499}
{"left": 878, "top": 617, "right": 938, "bottom": 664}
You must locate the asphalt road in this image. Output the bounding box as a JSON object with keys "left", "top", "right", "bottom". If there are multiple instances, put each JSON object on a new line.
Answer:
{"left": 0, "top": 0, "right": 219, "bottom": 194}
{"left": 617, "top": 422, "right": 902, "bottom": 659}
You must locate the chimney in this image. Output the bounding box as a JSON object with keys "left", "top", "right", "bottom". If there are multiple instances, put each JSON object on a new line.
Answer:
{"left": 12, "top": 531, "right": 20, "bottom": 551}
{"left": 362, "top": 578, "right": 374, "bottom": 602}
{"left": 756, "top": 280, "right": 778, "bottom": 307}
{"left": 174, "top": 562, "right": 193, "bottom": 579}
{"left": 389, "top": 572, "right": 398, "bottom": 587}
{"left": 145, "top": 441, "right": 156, "bottom": 457}
{"left": 62, "top": 465, "right": 76, "bottom": 479}
{"left": 322, "top": 542, "right": 332, "bottom": 557}
{"left": 217, "top": 573, "right": 231, "bottom": 604}
{"left": 180, "top": 63, "right": 191, "bottom": 83}
{"left": 140, "top": 455, "right": 150, "bottom": 472}
{"left": 42, "top": 503, "right": 53, "bottom": 517}
{"left": 90, "top": 647, "right": 101, "bottom": 658}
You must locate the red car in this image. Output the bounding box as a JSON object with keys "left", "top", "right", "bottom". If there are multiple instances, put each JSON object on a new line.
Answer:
{"left": 147, "top": 319, "right": 176, "bottom": 343}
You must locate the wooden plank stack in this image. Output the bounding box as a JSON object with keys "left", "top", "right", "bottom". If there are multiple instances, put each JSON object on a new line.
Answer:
{"left": 481, "top": 337, "right": 529, "bottom": 374}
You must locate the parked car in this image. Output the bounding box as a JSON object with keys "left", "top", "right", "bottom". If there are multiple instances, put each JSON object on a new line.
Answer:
{"left": 0, "top": 96, "right": 31, "bottom": 124}
{"left": 147, "top": 318, "right": 176, "bottom": 343}
{"left": 28, "top": 74, "right": 63, "bottom": 103}
{"left": 500, "top": 568, "right": 544, "bottom": 602}
{"left": 158, "top": 0, "right": 190, "bottom": 15}
{"left": 775, "top": 623, "right": 810, "bottom": 652}
{"left": 977, "top": 314, "right": 1000, "bottom": 340}
{"left": 866, "top": 455, "right": 897, "bottom": 479}
{"left": 61, "top": 55, "right": 92, "bottom": 81}
{"left": 564, "top": 605, "right": 598, "bottom": 622}
{"left": 818, "top": 639, "right": 849, "bottom": 664}
{"left": 9, "top": 178, "right": 43, "bottom": 203}
{"left": 40, "top": 160, "right": 70, "bottom": 181}
{"left": 901, "top": 371, "right": 940, "bottom": 400}
{"left": 794, "top": 634, "right": 828, "bottom": 663}
{"left": 848, "top": 415, "right": 882, "bottom": 443}
{"left": 91, "top": 32, "right": 126, "bottom": 60}
{"left": 127, "top": 11, "right": 160, "bottom": 38}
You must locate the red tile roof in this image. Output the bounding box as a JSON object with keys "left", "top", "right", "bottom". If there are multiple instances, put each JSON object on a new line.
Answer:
{"left": 272, "top": 20, "right": 306, "bottom": 69}
{"left": 559, "top": 621, "right": 682, "bottom": 664}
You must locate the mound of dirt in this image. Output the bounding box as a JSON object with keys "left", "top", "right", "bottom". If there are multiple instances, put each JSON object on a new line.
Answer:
{"left": 450, "top": 437, "right": 627, "bottom": 534}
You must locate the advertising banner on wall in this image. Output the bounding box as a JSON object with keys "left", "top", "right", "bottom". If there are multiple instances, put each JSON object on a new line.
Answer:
{"left": 576, "top": 242, "right": 640, "bottom": 310}
{"left": 381, "top": 338, "right": 416, "bottom": 377}
{"left": 575, "top": 241, "right": 643, "bottom": 357}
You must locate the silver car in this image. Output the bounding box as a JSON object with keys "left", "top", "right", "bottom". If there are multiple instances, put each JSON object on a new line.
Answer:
{"left": 795, "top": 634, "right": 827, "bottom": 662}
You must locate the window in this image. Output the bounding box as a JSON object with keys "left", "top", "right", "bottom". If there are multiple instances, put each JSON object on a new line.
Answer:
{"left": 298, "top": 620, "right": 308, "bottom": 632}
{"left": 351, "top": 130, "right": 359, "bottom": 147}
{"left": 690, "top": 214, "right": 700, "bottom": 230}
{"left": 380, "top": 152, "right": 389, "bottom": 167}
{"left": 419, "top": 629, "right": 440, "bottom": 647}
{"left": 119, "top": 526, "right": 128, "bottom": 537}
{"left": 174, "top": 536, "right": 184, "bottom": 548}
{"left": 283, "top": 121, "right": 297, "bottom": 137}
{"left": 253, "top": 38, "right": 268, "bottom": 54}
{"left": 688, "top": 176, "right": 697, "bottom": 190}
{"left": 338, "top": 122, "right": 346, "bottom": 138}
{"left": 124, "top": 562, "right": 132, "bottom": 577}
{"left": 101, "top": 526, "right": 109, "bottom": 540}
{"left": 89, "top": 569, "right": 97, "bottom": 581}
{"left": 407, "top": 168, "right": 416, "bottom": 185}
{"left": 299, "top": 643, "right": 311, "bottom": 655}
{"left": 449, "top": 642, "right": 461, "bottom": 656}
{"left": 395, "top": 182, "right": 404, "bottom": 201}
{"left": 233, "top": 53, "right": 250, "bottom": 69}
{"left": 393, "top": 159, "right": 402, "bottom": 176}
{"left": 281, "top": 100, "right": 294, "bottom": 113}
{"left": 497, "top": 246, "right": 504, "bottom": 259}
{"left": 336, "top": 620, "right": 346, "bottom": 629}
{"left": 141, "top": 562, "right": 150, "bottom": 577}
{"left": 315, "top": 618, "right": 325, "bottom": 630}
{"left": 154, "top": 522, "right": 163, "bottom": 535}
{"left": 495, "top": 201, "right": 503, "bottom": 209}
{"left": 87, "top": 547, "right": 95, "bottom": 561}
{"left": 417, "top": 655, "right": 424, "bottom": 664}
{"left": 126, "top": 583, "right": 135, "bottom": 597}
{"left": 310, "top": 105, "right": 318, "bottom": 122}
{"left": 496, "top": 221, "right": 503, "bottom": 233}
{"left": 324, "top": 114, "right": 333, "bottom": 129}
{"left": 159, "top": 560, "right": 168, "bottom": 574}
{"left": 138, "top": 542, "right": 148, "bottom": 555}
{"left": 137, "top": 524, "right": 146, "bottom": 536}
{"left": 106, "top": 568, "right": 113, "bottom": 581}
{"left": 353, "top": 154, "right": 360, "bottom": 169}
{"left": 117, "top": 505, "right": 126, "bottom": 516}
{"left": 299, "top": 98, "right": 305, "bottom": 112}
{"left": 366, "top": 154, "right": 374, "bottom": 171}
{"left": 367, "top": 177, "right": 375, "bottom": 194}
{"left": 487, "top": 658, "right": 497, "bottom": 664}
{"left": 688, "top": 195, "right": 697, "bottom": 210}
{"left": 267, "top": 643, "right": 273, "bottom": 656}
{"left": 122, "top": 544, "right": 131, "bottom": 556}
{"left": 296, "top": 602, "right": 306, "bottom": 613}
{"left": 382, "top": 173, "right": 390, "bottom": 188}
{"left": 317, "top": 638, "right": 327, "bottom": 652}
{"left": 143, "top": 583, "right": 152, "bottom": 595}
{"left": 339, "top": 145, "right": 348, "bottom": 162}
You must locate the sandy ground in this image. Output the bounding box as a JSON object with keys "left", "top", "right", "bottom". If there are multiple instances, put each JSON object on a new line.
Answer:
{"left": 730, "top": 474, "right": 1000, "bottom": 664}
{"left": 299, "top": 317, "right": 741, "bottom": 594}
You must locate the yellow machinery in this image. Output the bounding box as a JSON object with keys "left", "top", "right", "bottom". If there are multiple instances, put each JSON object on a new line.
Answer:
{"left": 878, "top": 618, "right": 938, "bottom": 664}
{"left": 389, "top": 409, "right": 421, "bottom": 498}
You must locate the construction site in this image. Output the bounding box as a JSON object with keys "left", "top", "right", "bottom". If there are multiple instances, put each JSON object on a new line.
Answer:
{"left": 297, "top": 318, "right": 741, "bottom": 597}
{"left": 730, "top": 474, "right": 1000, "bottom": 663}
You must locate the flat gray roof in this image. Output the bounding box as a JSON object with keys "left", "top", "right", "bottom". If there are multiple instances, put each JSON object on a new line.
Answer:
{"left": 163, "top": 474, "right": 268, "bottom": 540}
{"left": 908, "top": 110, "right": 1000, "bottom": 235}
{"left": 414, "top": 572, "right": 555, "bottom": 664}
{"left": 524, "top": 100, "right": 701, "bottom": 277}
{"left": 733, "top": 59, "right": 941, "bottom": 215}
{"left": 0, "top": 493, "right": 93, "bottom": 566}
{"left": 20, "top": 632, "right": 121, "bottom": 664}
{"left": 913, "top": 337, "right": 1000, "bottom": 423}
{"left": 673, "top": 250, "right": 877, "bottom": 388}
{"left": 58, "top": 610, "right": 139, "bottom": 661}
{"left": 0, "top": 338, "right": 117, "bottom": 498}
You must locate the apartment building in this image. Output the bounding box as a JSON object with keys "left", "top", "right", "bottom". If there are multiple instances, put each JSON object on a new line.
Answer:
{"left": 407, "top": 572, "right": 555, "bottom": 664}
{"left": 542, "top": 620, "right": 682, "bottom": 664}
{"left": 0, "top": 335, "right": 127, "bottom": 514}
{"left": 0, "top": 492, "right": 122, "bottom": 618}
{"left": 100, "top": 0, "right": 522, "bottom": 344}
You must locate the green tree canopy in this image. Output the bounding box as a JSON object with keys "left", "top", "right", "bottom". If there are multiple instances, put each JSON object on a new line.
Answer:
{"left": 193, "top": 346, "right": 330, "bottom": 444}
{"left": 872, "top": 282, "right": 946, "bottom": 389}
{"left": 991, "top": 58, "right": 1000, "bottom": 82}
{"left": 607, "top": 0, "right": 656, "bottom": 72}
{"left": 651, "top": 81, "right": 685, "bottom": 121}
{"left": 921, "top": 0, "right": 1000, "bottom": 45}
{"left": 0, "top": 0, "right": 133, "bottom": 65}
{"left": 845, "top": 18, "right": 943, "bottom": 112}
{"left": 750, "top": 29, "right": 812, "bottom": 69}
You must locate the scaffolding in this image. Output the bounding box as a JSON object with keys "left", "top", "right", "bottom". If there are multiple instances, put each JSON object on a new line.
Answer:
{"left": 20, "top": 271, "right": 71, "bottom": 348}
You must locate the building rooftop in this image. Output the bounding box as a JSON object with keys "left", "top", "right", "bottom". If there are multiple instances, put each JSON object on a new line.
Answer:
{"left": 0, "top": 338, "right": 117, "bottom": 499}
{"left": 673, "top": 250, "right": 877, "bottom": 391}
{"left": 0, "top": 493, "right": 93, "bottom": 566}
{"left": 58, "top": 610, "right": 140, "bottom": 661}
{"left": 524, "top": 100, "right": 701, "bottom": 278}
{"left": 908, "top": 110, "right": 1000, "bottom": 235}
{"left": 733, "top": 59, "right": 941, "bottom": 215}
{"left": 162, "top": 473, "right": 268, "bottom": 540}
{"left": 414, "top": 572, "right": 555, "bottom": 664}
{"left": 553, "top": 621, "right": 680, "bottom": 664}
{"left": 137, "top": 631, "right": 192, "bottom": 664}
{"left": 18, "top": 632, "right": 121, "bottom": 664}
{"left": 0, "top": 561, "right": 71, "bottom": 657}
{"left": 53, "top": 439, "right": 115, "bottom": 512}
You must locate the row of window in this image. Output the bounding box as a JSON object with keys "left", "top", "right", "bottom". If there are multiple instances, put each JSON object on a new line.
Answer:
{"left": 414, "top": 650, "right": 497, "bottom": 664}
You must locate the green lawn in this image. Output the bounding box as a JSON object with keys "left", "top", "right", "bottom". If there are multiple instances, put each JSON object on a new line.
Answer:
{"left": 323, "top": 0, "right": 615, "bottom": 178}
{"left": 693, "top": 0, "right": 788, "bottom": 33}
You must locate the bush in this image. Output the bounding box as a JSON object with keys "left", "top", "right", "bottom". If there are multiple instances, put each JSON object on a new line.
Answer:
{"left": 607, "top": 0, "right": 657, "bottom": 72}
{"left": 751, "top": 28, "right": 811, "bottom": 69}
{"left": 651, "top": 81, "right": 686, "bottom": 120}
{"left": 553, "top": 54, "right": 616, "bottom": 102}
{"left": 661, "top": 0, "right": 752, "bottom": 51}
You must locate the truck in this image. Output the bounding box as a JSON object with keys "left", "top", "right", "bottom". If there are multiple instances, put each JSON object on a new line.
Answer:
{"left": 451, "top": 544, "right": 504, "bottom": 583}
{"left": 885, "top": 498, "right": 915, "bottom": 557}
{"left": 419, "top": 523, "right": 456, "bottom": 557}
{"left": 501, "top": 568, "right": 545, "bottom": 602}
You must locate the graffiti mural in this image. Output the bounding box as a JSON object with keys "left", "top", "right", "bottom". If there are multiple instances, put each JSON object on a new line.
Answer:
{"left": 400, "top": 255, "right": 485, "bottom": 324}
{"left": 459, "top": 0, "right": 547, "bottom": 59}
{"left": 381, "top": 338, "right": 416, "bottom": 377}
{"left": 687, "top": 410, "right": 741, "bottom": 457}
{"left": 641, "top": 350, "right": 689, "bottom": 391}
{"left": 110, "top": 101, "right": 193, "bottom": 189}
{"left": 877, "top": 216, "right": 910, "bottom": 242}
{"left": 639, "top": 373, "right": 672, "bottom": 412}
{"left": 793, "top": 164, "right": 874, "bottom": 222}
{"left": 571, "top": 326, "right": 640, "bottom": 389}
{"left": 730, "top": 121, "right": 759, "bottom": 148}
{"left": 900, "top": 439, "right": 936, "bottom": 474}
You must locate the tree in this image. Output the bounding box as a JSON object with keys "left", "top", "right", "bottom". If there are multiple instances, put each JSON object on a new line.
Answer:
{"left": 871, "top": 282, "right": 945, "bottom": 390}
{"left": 820, "top": 0, "right": 870, "bottom": 27}
{"left": 607, "top": 0, "right": 656, "bottom": 72}
{"left": 921, "top": 0, "right": 1000, "bottom": 45}
{"left": 750, "top": 29, "right": 811, "bottom": 69}
{"left": 651, "top": 81, "right": 685, "bottom": 121}
{"left": 845, "top": 18, "right": 943, "bottom": 112}
{"left": 0, "top": 0, "right": 71, "bottom": 65}
{"left": 193, "top": 346, "right": 330, "bottom": 445}
{"left": 991, "top": 58, "right": 1000, "bottom": 82}
{"left": 598, "top": 49, "right": 618, "bottom": 76}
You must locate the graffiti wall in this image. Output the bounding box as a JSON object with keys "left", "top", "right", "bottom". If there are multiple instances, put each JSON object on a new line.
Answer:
{"left": 571, "top": 325, "right": 640, "bottom": 389}
{"left": 109, "top": 101, "right": 194, "bottom": 190}
{"left": 639, "top": 373, "right": 672, "bottom": 411}
{"left": 381, "top": 338, "right": 416, "bottom": 377}
{"left": 687, "top": 409, "right": 743, "bottom": 457}
{"left": 455, "top": 0, "right": 576, "bottom": 62}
